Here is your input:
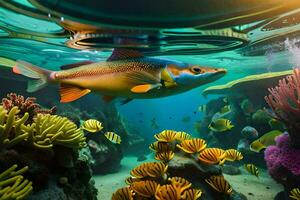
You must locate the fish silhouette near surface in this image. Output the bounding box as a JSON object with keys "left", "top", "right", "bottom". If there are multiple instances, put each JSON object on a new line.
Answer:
{"left": 12, "top": 48, "right": 226, "bottom": 103}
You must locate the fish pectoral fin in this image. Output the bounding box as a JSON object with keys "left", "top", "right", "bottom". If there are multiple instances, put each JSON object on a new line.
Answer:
{"left": 131, "top": 83, "right": 161, "bottom": 93}
{"left": 60, "top": 84, "right": 91, "bottom": 103}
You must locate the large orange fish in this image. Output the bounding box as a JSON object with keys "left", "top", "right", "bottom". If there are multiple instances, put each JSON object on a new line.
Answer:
{"left": 13, "top": 49, "right": 226, "bottom": 103}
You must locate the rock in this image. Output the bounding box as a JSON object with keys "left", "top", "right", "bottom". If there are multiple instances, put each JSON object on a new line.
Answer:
{"left": 230, "top": 192, "right": 248, "bottom": 200}
{"left": 222, "top": 164, "right": 241, "bottom": 175}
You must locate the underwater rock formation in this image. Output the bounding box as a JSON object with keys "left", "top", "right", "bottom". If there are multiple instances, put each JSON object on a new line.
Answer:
{"left": 0, "top": 93, "right": 98, "bottom": 200}
{"left": 112, "top": 130, "right": 246, "bottom": 200}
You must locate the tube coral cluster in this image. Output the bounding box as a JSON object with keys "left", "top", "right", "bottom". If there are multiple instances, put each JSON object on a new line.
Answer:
{"left": 112, "top": 130, "right": 243, "bottom": 199}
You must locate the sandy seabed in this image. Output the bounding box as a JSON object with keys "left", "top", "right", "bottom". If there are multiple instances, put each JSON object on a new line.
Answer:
{"left": 94, "top": 156, "right": 282, "bottom": 200}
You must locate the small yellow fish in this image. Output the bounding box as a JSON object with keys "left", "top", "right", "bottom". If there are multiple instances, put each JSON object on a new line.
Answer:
{"left": 250, "top": 130, "right": 282, "bottom": 153}
{"left": 81, "top": 119, "right": 103, "bottom": 132}
{"left": 198, "top": 105, "right": 206, "bottom": 112}
{"left": 208, "top": 118, "right": 234, "bottom": 132}
{"left": 104, "top": 132, "right": 121, "bottom": 144}
{"left": 290, "top": 188, "right": 300, "bottom": 200}
{"left": 244, "top": 164, "right": 259, "bottom": 177}
{"left": 220, "top": 105, "right": 231, "bottom": 114}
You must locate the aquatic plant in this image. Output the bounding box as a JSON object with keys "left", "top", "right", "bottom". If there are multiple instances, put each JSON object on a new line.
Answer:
{"left": 0, "top": 164, "right": 33, "bottom": 200}
{"left": 112, "top": 130, "right": 243, "bottom": 199}
{"left": 0, "top": 106, "right": 29, "bottom": 149}
{"left": 265, "top": 68, "right": 300, "bottom": 148}
{"left": 24, "top": 114, "right": 87, "bottom": 149}
{"left": 1, "top": 93, "right": 56, "bottom": 123}
{"left": 264, "top": 133, "right": 300, "bottom": 183}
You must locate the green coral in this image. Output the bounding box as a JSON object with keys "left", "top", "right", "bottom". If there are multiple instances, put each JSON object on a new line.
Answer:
{"left": 0, "top": 164, "right": 33, "bottom": 200}
{"left": 24, "top": 114, "right": 87, "bottom": 149}
{"left": 0, "top": 106, "right": 29, "bottom": 149}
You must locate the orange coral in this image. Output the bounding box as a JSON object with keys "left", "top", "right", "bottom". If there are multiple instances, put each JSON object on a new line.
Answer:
{"left": 176, "top": 139, "right": 207, "bottom": 154}
{"left": 130, "top": 162, "right": 168, "bottom": 178}
{"left": 169, "top": 177, "right": 192, "bottom": 199}
{"left": 130, "top": 180, "right": 158, "bottom": 198}
{"left": 198, "top": 148, "right": 226, "bottom": 165}
{"left": 205, "top": 175, "right": 232, "bottom": 195}
{"left": 155, "top": 184, "right": 179, "bottom": 200}
{"left": 154, "top": 130, "right": 178, "bottom": 142}
{"left": 182, "top": 188, "right": 202, "bottom": 200}
{"left": 225, "top": 149, "right": 243, "bottom": 161}
{"left": 149, "top": 141, "right": 172, "bottom": 152}
{"left": 112, "top": 187, "right": 134, "bottom": 200}
{"left": 155, "top": 151, "right": 175, "bottom": 163}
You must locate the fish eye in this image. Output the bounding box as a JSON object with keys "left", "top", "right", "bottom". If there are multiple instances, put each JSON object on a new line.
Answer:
{"left": 191, "top": 66, "right": 202, "bottom": 74}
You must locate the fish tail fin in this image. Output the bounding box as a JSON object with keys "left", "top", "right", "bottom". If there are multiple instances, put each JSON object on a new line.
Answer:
{"left": 13, "top": 60, "right": 53, "bottom": 92}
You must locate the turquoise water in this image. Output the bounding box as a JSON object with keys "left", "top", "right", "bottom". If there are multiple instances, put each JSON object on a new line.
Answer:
{"left": 1, "top": 1, "right": 300, "bottom": 200}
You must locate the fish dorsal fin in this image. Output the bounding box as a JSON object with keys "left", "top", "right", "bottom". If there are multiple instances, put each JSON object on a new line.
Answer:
{"left": 107, "top": 48, "right": 144, "bottom": 61}
{"left": 60, "top": 84, "right": 91, "bottom": 103}
{"left": 60, "top": 61, "right": 94, "bottom": 70}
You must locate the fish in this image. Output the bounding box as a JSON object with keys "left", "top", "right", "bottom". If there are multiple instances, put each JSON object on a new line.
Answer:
{"left": 240, "top": 99, "right": 255, "bottom": 115}
{"left": 268, "top": 118, "right": 285, "bottom": 131}
{"left": 81, "top": 119, "right": 103, "bottom": 132}
{"left": 198, "top": 105, "right": 206, "bottom": 112}
{"left": 290, "top": 188, "right": 300, "bottom": 200}
{"left": 12, "top": 48, "right": 226, "bottom": 103}
{"left": 244, "top": 164, "right": 259, "bottom": 177}
{"left": 208, "top": 118, "right": 234, "bottom": 132}
{"left": 241, "top": 126, "right": 259, "bottom": 139}
{"left": 250, "top": 130, "right": 283, "bottom": 153}
{"left": 104, "top": 132, "right": 121, "bottom": 144}
{"left": 223, "top": 97, "right": 228, "bottom": 103}
{"left": 220, "top": 105, "right": 231, "bottom": 114}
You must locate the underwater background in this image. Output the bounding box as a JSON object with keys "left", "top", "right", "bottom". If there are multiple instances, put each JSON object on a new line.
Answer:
{"left": 1, "top": 1, "right": 300, "bottom": 200}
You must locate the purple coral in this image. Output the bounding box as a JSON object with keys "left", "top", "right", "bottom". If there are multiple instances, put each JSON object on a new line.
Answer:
{"left": 264, "top": 133, "right": 300, "bottom": 183}
{"left": 265, "top": 68, "right": 300, "bottom": 148}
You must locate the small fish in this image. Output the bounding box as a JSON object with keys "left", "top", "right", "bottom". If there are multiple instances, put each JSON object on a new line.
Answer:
{"left": 241, "top": 126, "right": 259, "bottom": 139}
{"left": 244, "top": 164, "right": 259, "bottom": 177}
{"left": 13, "top": 49, "right": 226, "bottom": 103}
{"left": 290, "top": 188, "right": 300, "bottom": 200}
{"left": 268, "top": 118, "right": 285, "bottom": 131}
{"left": 250, "top": 130, "right": 282, "bottom": 153}
{"left": 220, "top": 105, "right": 231, "bottom": 114}
{"left": 81, "top": 119, "right": 103, "bottom": 132}
{"left": 149, "top": 141, "right": 171, "bottom": 152}
{"left": 104, "top": 132, "right": 121, "bottom": 144}
{"left": 198, "top": 105, "right": 206, "bottom": 113}
{"left": 208, "top": 118, "right": 234, "bottom": 132}
{"left": 240, "top": 99, "right": 255, "bottom": 115}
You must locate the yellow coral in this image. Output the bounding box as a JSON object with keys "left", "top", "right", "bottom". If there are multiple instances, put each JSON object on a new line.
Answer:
{"left": 0, "top": 164, "right": 33, "bottom": 200}
{"left": 155, "top": 151, "right": 175, "bottom": 163}
{"left": 225, "top": 149, "right": 243, "bottom": 161}
{"left": 205, "top": 175, "right": 232, "bottom": 195}
{"left": 130, "top": 162, "right": 168, "bottom": 179}
{"left": 0, "top": 106, "right": 29, "bottom": 148}
{"left": 182, "top": 188, "right": 202, "bottom": 200}
{"left": 155, "top": 184, "right": 179, "bottom": 200}
{"left": 154, "top": 130, "right": 178, "bottom": 142}
{"left": 24, "top": 114, "right": 86, "bottom": 149}
{"left": 169, "top": 177, "right": 192, "bottom": 199}
{"left": 176, "top": 139, "right": 207, "bottom": 154}
{"left": 111, "top": 187, "right": 134, "bottom": 200}
{"left": 175, "top": 131, "right": 191, "bottom": 141}
{"left": 198, "top": 148, "right": 226, "bottom": 165}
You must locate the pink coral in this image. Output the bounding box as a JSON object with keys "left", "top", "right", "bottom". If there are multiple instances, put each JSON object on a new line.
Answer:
{"left": 1, "top": 93, "right": 56, "bottom": 123}
{"left": 264, "top": 133, "right": 300, "bottom": 183}
{"left": 265, "top": 68, "right": 300, "bottom": 147}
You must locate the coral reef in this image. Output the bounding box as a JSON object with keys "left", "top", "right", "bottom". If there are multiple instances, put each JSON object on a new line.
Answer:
{"left": 0, "top": 93, "right": 98, "bottom": 200}
{"left": 0, "top": 164, "right": 32, "bottom": 200}
{"left": 265, "top": 68, "right": 300, "bottom": 148}
{"left": 112, "top": 130, "right": 245, "bottom": 200}
{"left": 1, "top": 93, "right": 56, "bottom": 123}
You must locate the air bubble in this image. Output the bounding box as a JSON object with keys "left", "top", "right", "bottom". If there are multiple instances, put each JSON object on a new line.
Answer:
{"left": 48, "top": 13, "right": 51, "bottom": 18}
{"left": 60, "top": 16, "right": 64, "bottom": 21}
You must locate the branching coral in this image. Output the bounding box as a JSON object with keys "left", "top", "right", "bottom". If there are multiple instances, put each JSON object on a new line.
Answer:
{"left": 113, "top": 130, "right": 243, "bottom": 200}
{"left": 23, "top": 114, "right": 86, "bottom": 149}
{"left": 0, "top": 106, "right": 29, "bottom": 149}
{"left": 1, "top": 93, "right": 56, "bottom": 123}
{"left": 0, "top": 164, "right": 33, "bottom": 200}
{"left": 265, "top": 68, "right": 300, "bottom": 148}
